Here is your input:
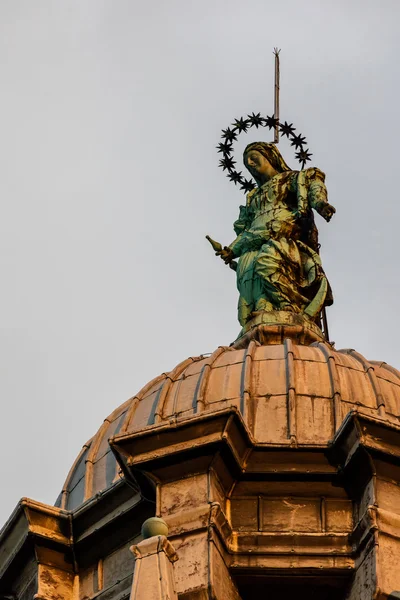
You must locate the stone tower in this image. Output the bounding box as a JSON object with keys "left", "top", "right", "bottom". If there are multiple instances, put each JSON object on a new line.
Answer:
{"left": 1, "top": 320, "right": 400, "bottom": 599}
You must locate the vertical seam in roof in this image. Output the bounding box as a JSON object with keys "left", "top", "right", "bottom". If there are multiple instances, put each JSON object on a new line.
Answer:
{"left": 104, "top": 398, "right": 132, "bottom": 426}
{"left": 61, "top": 439, "right": 92, "bottom": 510}
{"left": 194, "top": 347, "right": 227, "bottom": 413}
{"left": 120, "top": 374, "right": 167, "bottom": 434}
{"left": 344, "top": 349, "right": 386, "bottom": 418}
{"left": 284, "top": 338, "right": 297, "bottom": 446}
{"left": 315, "top": 342, "right": 343, "bottom": 433}
{"left": 154, "top": 357, "right": 197, "bottom": 423}
{"left": 240, "top": 340, "right": 257, "bottom": 426}
{"left": 151, "top": 378, "right": 172, "bottom": 425}
{"left": 84, "top": 420, "right": 111, "bottom": 501}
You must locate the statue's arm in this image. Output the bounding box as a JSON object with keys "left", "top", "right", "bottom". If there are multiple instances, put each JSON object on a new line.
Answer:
{"left": 229, "top": 230, "right": 266, "bottom": 257}
{"left": 212, "top": 203, "right": 255, "bottom": 265}
{"left": 233, "top": 202, "right": 255, "bottom": 234}
{"left": 228, "top": 204, "right": 264, "bottom": 257}
{"left": 224, "top": 206, "right": 247, "bottom": 258}
{"left": 306, "top": 168, "right": 336, "bottom": 222}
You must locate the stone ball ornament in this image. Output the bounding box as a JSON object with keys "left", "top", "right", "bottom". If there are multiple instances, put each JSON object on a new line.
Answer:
{"left": 217, "top": 113, "right": 313, "bottom": 192}
{"left": 141, "top": 516, "right": 169, "bottom": 539}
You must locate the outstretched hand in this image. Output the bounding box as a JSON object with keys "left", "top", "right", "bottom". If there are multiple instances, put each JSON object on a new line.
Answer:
{"left": 319, "top": 203, "right": 336, "bottom": 222}
{"left": 216, "top": 247, "right": 234, "bottom": 264}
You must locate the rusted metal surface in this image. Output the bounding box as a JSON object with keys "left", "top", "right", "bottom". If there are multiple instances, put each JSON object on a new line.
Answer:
{"left": 327, "top": 412, "right": 400, "bottom": 599}
{"left": 3, "top": 328, "right": 400, "bottom": 598}
{"left": 273, "top": 48, "right": 280, "bottom": 144}
{"left": 55, "top": 327, "right": 400, "bottom": 513}
{"left": 109, "top": 407, "right": 354, "bottom": 598}
{"left": 109, "top": 408, "right": 400, "bottom": 598}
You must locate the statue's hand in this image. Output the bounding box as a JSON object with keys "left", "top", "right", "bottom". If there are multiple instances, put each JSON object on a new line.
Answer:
{"left": 319, "top": 202, "right": 336, "bottom": 222}
{"left": 216, "top": 246, "right": 235, "bottom": 264}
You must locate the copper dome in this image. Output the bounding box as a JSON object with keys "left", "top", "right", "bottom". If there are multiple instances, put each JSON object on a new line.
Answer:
{"left": 56, "top": 338, "right": 400, "bottom": 511}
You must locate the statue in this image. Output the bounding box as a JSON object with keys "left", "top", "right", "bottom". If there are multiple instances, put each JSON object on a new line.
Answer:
{"left": 207, "top": 141, "right": 335, "bottom": 330}
{"left": 208, "top": 52, "right": 336, "bottom": 339}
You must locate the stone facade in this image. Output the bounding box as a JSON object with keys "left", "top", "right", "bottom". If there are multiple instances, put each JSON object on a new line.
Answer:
{"left": 2, "top": 327, "right": 400, "bottom": 599}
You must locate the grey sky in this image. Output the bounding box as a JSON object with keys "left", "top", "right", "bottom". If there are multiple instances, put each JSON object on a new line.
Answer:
{"left": 0, "top": 0, "right": 399, "bottom": 526}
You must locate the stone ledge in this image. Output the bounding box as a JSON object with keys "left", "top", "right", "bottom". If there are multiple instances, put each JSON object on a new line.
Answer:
{"left": 232, "top": 311, "right": 326, "bottom": 349}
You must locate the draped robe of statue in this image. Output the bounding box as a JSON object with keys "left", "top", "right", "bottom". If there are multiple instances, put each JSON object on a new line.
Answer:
{"left": 228, "top": 167, "right": 333, "bottom": 327}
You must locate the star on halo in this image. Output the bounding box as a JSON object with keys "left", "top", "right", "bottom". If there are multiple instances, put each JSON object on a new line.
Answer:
{"left": 221, "top": 127, "right": 238, "bottom": 143}
{"left": 295, "top": 149, "right": 313, "bottom": 167}
{"left": 247, "top": 112, "right": 264, "bottom": 128}
{"left": 263, "top": 115, "right": 279, "bottom": 129}
{"left": 228, "top": 171, "right": 243, "bottom": 185}
{"left": 216, "top": 141, "right": 233, "bottom": 154}
{"left": 279, "top": 121, "right": 296, "bottom": 137}
{"left": 218, "top": 156, "right": 236, "bottom": 171}
{"left": 240, "top": 178, "right": 255, "bottom": 193}
{"left": 290, "top": 134, "right": 307, "bottom": 149}
{"left": 232, "top": 117, "right": 249, "bottom": 133}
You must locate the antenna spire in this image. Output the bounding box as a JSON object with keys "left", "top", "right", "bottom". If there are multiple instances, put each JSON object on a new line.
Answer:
{"left": 273, "top": 48, "right": 281, "bottom": 143}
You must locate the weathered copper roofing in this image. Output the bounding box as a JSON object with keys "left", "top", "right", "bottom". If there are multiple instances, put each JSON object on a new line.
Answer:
{"left": 56, "top": 340, "right": 400, "bottom": 511}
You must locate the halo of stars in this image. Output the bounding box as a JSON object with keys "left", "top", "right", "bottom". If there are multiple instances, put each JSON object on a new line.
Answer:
{"left": 217, "top": 113, "right": 313, "bottom": 193}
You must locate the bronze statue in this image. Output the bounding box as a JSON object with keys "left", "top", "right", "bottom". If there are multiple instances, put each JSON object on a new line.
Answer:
{"left": 208, "top": 142, "right": 335, "bottom": 328}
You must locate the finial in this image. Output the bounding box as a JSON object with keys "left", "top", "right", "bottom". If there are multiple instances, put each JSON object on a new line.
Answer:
{"left": 141, "top": 516, "right": 169, "bottom": 539}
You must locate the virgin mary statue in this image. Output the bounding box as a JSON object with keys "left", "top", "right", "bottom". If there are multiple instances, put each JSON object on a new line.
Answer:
{"left": 217, "top": 142, "right": 335, "bottom": 327}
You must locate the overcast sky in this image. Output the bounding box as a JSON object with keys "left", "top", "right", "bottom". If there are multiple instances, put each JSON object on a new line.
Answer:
{"left": 0, "top": 0, "right": 399, "bottom": 526}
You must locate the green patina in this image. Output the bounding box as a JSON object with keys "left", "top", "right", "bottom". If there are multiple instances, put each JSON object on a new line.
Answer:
{"left": 208, "top": 142, "right": 335, "bottom": 328}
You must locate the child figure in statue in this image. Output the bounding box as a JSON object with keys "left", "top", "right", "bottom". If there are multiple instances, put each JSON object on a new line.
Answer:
{"left": 217, "top": 142, "right": 335, "bottom": 327}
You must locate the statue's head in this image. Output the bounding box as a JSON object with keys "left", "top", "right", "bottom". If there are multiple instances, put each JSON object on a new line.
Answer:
{"left": 243, "top": 142, "right": 291, "bottom": 186}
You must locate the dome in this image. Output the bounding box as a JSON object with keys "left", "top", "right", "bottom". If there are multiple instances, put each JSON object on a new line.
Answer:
{"left": 56, "top": 336, "right": 400, "bottom": 511}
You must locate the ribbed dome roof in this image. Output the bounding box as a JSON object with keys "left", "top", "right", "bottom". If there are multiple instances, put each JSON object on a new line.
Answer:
{"left": 56, "top": 339, "right": 400, "bottom": 511}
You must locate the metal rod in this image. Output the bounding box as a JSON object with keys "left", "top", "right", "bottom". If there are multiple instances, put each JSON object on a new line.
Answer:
{"left": 322, "top": 307, "right": 330, "bottom": 342}
{"left": 273, "top": 48, "right": 281, "bottom": 143}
